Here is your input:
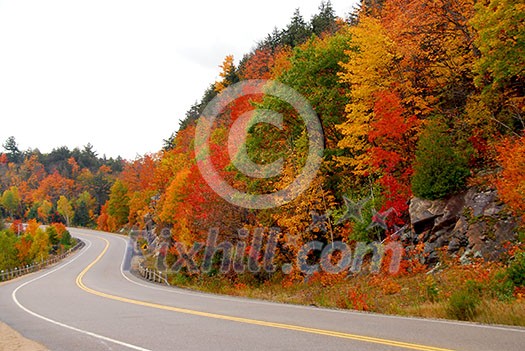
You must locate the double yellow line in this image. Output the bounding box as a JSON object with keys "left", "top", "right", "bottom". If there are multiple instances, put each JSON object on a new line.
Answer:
{"left": 76, "top": 237, "right": 454, "bottom": 351}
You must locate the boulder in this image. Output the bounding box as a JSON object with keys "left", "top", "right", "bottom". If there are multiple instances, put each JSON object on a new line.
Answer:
{"left": 409, "top": 198, "right": 447, "bottom": 234}
{"left": 464, "top": 188, "right": 498, "bottom": 217}
{"left": 408, "top": 187, "right": 518, "bottom": 264}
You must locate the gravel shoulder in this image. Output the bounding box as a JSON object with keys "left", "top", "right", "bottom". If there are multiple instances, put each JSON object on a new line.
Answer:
{"left": 0, "top": 322, "right": 48, "bottom": 351}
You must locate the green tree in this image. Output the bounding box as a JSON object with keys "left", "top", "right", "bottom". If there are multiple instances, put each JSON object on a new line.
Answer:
{"left": 2, "top": 136, "right": 22, "bottom": 163}
{"left": 43, "top": 146, "right": 72, "bottom": 177}
{"left": 57, "top": 196, "right": 74, "bottom": 227}
{"left": 282, "top": 9, "right": 312, "bottom": 47}
{"left": 0, "top": 230, "right": 19, "bottom": 270}
{"left": 107, "top": 179, "right": 130, "bottom": 228}
{"left": 60, "top": 229, "right": 73, "bottom": 247}
{"left": 73, "top": 191, "right": 96, "bottom": 227}
{"left": 278, "top": 28, "right": 351, "bottom": 150}
{"left": 1, "top": 186, "right": 21, "bottom": 219}
{"left": 86, "top": 169, "right": 113, "bottom": 210}
{"left": 311, "top": 1, "right": 337, "bottom": 37}
{"left": 411, "top": 119, "right": 471, "bottom": 200}
{"left": 45, "top": 226, "right": 60, "bottom": 247}
{"left": 75, "top": 143, "right": 100, "bottom": 171}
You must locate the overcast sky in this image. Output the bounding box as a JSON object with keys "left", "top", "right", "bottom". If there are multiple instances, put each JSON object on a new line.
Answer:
{"left": 0, "top": 0, "right": 358, "bottom": 160}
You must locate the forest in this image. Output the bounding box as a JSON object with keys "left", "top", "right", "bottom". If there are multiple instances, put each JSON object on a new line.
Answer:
{"left": 1, "top": 0, "right": 524, "bottom": 323}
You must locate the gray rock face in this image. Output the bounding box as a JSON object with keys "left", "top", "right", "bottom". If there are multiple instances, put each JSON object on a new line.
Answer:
{"left": 408, "top": 187, "right": 518, "bottom": 263}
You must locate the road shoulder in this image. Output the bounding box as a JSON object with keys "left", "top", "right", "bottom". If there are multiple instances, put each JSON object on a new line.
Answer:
{"left": 0, "top": 322, "right": 48, "bottom": 351}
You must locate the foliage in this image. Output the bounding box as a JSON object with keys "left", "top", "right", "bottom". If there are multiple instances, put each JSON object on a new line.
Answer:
{"left": 0, "top": 230, "right": 19, "bottom": 270}
{"left": 0, "top": 220, "right": 73, "bottom": 271}
{"left": 446, "top": 280, "right": 481, "bottom": 321}
{"left": 57, "top": 196, "right": 74, "bottom": 227}
{"left": 107, "top": 180, "right": 130, "bottom": 228}
{"left": 411, "top": 119, "right": 471, "bottom": 200}
{"left": 73, "top": 191, "right": 96, "bottom": 227}
{"left": 490, "top": 271, "right": 516, "bottom": 302}
{"left": 2, "top": 136, "right": 22, "bottom": 163}
{"left": 1, "top": 186, "right": 21, "bottom": 219}
{"left": 1, "top": 2, "right": 524, "bottom": 324}
{"left": 471, "top": 0, "right": 525, "bottom": 99}
{"left": 494, "top": 134, "right": 525, "bottom": 221}
{"left": 214, "top": 55, "right": 239, "bottom": 93}
{"left": 337, "top": 16, "right": 398, "bottom": 179}
{"left": 311, "top": 1, "right": 338, "bottom": 37}
{"left": 37, "top": 200, "right": 53, "bottom": 223}
{"left": 508, "top": 251, "right": 525, "bottom": 287}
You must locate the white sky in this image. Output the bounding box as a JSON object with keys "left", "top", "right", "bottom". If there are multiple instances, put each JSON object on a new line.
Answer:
{"left": 0, "top": 0, "right": 357, "bottom": 160}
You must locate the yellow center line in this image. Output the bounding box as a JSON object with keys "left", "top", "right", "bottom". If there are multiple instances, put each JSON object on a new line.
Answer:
{"left": 76, "top": 236, "right": 455, "bottom": 351}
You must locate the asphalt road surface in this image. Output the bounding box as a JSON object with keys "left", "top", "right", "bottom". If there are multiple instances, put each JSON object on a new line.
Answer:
{"left": 1, "top": 228, "right": 524, "bottom": 351}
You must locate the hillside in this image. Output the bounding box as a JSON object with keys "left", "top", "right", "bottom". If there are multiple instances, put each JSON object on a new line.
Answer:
{"left": 1, "top": 0, "right": 524, "bottom": 324}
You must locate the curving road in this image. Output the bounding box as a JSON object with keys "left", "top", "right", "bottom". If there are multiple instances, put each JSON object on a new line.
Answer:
{"left": 1, "top": 228, "right": 524, "bottom": 351}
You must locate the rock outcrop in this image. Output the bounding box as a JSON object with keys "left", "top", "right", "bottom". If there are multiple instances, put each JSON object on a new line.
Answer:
{"left": 407, "top": 187, "right": 518, "bottom": 264}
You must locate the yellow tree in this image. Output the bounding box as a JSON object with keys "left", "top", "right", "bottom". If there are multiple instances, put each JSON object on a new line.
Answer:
{"left": 57, "top": 196, "right": 74, "bottom": 227}
{"left": 471, "top": 0, "right": 525, "bottom": 129}
{"left": 37, "top": 200, "right": 53, "bottom": 223}
{"left": 337, "top": 16, "right": 400, "bottom": 181}
{"left": 214, "top": 55, "right": 238, "bottom": 93}
{"left": 1, "top": 186, "right": 21, "bottom": 219}
{"left": 29, "top": 228, "right": 50, "bottom": 262}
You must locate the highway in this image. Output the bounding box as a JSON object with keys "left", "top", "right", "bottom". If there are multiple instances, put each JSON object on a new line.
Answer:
{"left": 1, "top": 228, "right": 524, "bottom": 350}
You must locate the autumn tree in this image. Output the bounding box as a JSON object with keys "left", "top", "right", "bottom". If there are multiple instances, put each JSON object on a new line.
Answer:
{"left": 37, "top": 200, "right": 53, "bottom": 223}
{"left": 368, "top": 90, "right": 419, "bottom": 222}
{"left": 337, "top": 16, "right": 400, "bottom": 181}
{"left": 495, "top": 133, "right": 525, "bottom": 221}
{"left": 0, "top": 230, "right": 18, "bottom": 270}
{"left": 471, "top": 0, "right": 525, "bottom": 133}
{"left": 239, "top": 48, "right": 275, "bottom": 80}
{"left": 57, "top": 196, "right": 74, "bottom": 227}
{"left": 19, "top": 155, "right": 47, "bottom": 189}
{"left": 107, "top": 179, "right": 130, "bottom": 228}
{"left": 29, "top": 228, "right": 50, "bottom": 262}
{"left": 214, "top": 55, "right": 239, "bottom": 93}
{"left": 33, "top": 172, "right": 75, "bottom": 204}
{"left": 0, "top": 153, "right": 8, "bottom": 165}
{"left": 15, "top": 234, "right": 33, "bottom": 265}
{"left": 119, "top": 155, "right": 159, "bottom": 227}
{"left": 97, "top": 203, "right": 116, "bottom": 233}
{"left": 1, "top": 186, "right": 21, "bottom": 219}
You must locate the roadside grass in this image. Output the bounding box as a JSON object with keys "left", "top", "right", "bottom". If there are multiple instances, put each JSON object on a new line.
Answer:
{"left": 164, "top": 257, "right": 525, "bottom": 327}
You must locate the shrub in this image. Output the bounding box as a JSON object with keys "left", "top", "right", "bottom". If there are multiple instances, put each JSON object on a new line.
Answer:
{"left": 490, "top": 271, "right": 515, "bottom": 301}
{"left": 508, "top": 251, "right": 525, "bottom": 287}
{"left": 411, "top": 119, "right": 471, "bottom": 200}
{"left": 424, "top": 275, "right": 440, "bottom": 302}
{"left": 446, "top": 280, "right": 481, "bottom": 321}
{"left": 59, "top": 230, "right": 73, "bottom": 247}
{"left": 45, "top": 226, "right": 59, "bottom": 246}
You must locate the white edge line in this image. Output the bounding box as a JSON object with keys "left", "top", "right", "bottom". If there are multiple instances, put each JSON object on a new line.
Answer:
{"left": 11, "top": 237, "right": 152, "bottom": 351}
{"left": 109, "top": 233, "right": 525, "bottom": 334}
